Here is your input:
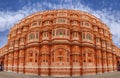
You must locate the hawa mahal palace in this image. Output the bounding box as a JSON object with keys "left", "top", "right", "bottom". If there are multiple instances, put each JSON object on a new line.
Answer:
{"left": 0, "top": 9, "right": 120, "bottom": 77}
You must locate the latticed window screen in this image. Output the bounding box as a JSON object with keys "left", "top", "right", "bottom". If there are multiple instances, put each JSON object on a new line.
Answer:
{"left": 82, "top": 33, "right": 85, "bottom": 39}
{"left": 29, "top": 33, "right": 35, "bottom": 40}
{"left": 86, "top": 33, "right": 92, "bottom": 40}
{"left": 36, "top": 32, "right": 39, "bottom": 39}
{"left": 32, "top": 22, "right": 37, "bottom": 26}
{"left": 56, "top": 29, "right": 65, "bottom": 36}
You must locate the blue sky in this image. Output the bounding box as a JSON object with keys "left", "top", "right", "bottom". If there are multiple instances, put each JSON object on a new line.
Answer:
{"left": 0, "top": 0, "right": 120, "bottom": 47}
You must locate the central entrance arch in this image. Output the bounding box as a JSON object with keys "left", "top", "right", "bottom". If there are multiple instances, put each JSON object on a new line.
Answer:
{"left": 54, "top": 48, "right": 68, "bottom": 64}
{"left": 51, "top": 45, "right": 70, "bottom": 76}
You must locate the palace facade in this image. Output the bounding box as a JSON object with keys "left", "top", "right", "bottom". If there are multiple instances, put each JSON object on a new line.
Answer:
{"left": 0, "top": 9, "right": 120, "bottom": 77}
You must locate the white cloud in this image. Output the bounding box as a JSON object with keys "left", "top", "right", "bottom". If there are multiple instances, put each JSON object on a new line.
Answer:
{"left": 0, "top": 0, "right": 120, "bottom": 47}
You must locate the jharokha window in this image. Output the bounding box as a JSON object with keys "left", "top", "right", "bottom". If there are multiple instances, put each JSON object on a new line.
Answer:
{"left": 81, "top": 21, "right": 91, "bottom": 27}
{"left": 36, "top": 32, "right": 39, "bottom": 39}
{"left": 29, "top": 33, "right": 35, "bottom": 40}
{"left": 55, "top": 18, "right": 69, "bottom": 24}
{"left": 31, "top": 22, "right": 37, "bottom": 26}
{"left": 42, "top": 32, "right": 48, "bottom": 37}
{"left": 56, "top": 29, "right": 65, "bottom": 36}
{"left": 42, "top": 32, "right": 49, "bottom": 40}
{"left": 44, "top": 21, "right": 51, "bottom": 26}
{"left": 82, "top": 32, "right": 93, "bottom": 41}
{"left": 52, "top": 30, "right": 55, "bottom": 36}
{"left": 102, "top": 41, "right": 106, "bottom": 47}
{"left": 86, "top": 33, "right": 93, "bottom": 40}
{"left": 28, "top": 32, "right": 39, "bottom": 41}
{"left": 67, "top": 30, "right": 70, "bottom": 36}
{"left": 96, "top": 38, "right": 100, "bottom": 44}
{"left": 72, "top": 32, "right": 79, "bottom": 37}
{"left": 71, "top": 21, "right": 78, "bottom": 25}
{"left": 72, "top": 32, "right": 79, "bottom": 40}
{"left": 82, "top": 33, "right": 85, "bottom": 39}
{"left": 52, "top": 28, "right": 70, "bottom": 38}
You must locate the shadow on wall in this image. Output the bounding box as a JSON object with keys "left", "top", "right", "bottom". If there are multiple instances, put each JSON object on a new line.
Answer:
{"left": 0, "top": 61, "right": 4, "bottom": 71}
{"left": 118, "top": 61, "right": 120, "bottom": 71}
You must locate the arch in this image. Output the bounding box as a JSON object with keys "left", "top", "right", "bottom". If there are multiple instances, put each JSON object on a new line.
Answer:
{"left": 51, "top": 45, "right": 70, "bottom": 53}
{"left": 28, "top": 33, "right": 35, "bottom": 40}
{"left": 31, "top": 22, "right": 38, "bottom": 26}
{"left": 55, "top": 18, "right": 69, "bottom": 24}
{"left": 51, "top": 45, "right": 70, "bottom": 63}
{"left": 82, "top": 48, "right": 95, "bottom": 63}
{"left": 52, "top": 48, "right": 69, "bottom": 63}
{"left": 72, "top": 46, "right": 80, "bottom": 53}
{"left": 26, "top": 48, "right": 39, "bottom": 64}
{"left": 41, "top": 45, "right": 49, "bottom": 54}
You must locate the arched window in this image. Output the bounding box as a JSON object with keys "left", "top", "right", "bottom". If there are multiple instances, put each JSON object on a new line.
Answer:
{"left": 72, "top": 32, "right": 79, "bottom": 40}
{"left": 42, "top": 32, "right": 48, "bottom": 37}
{"left": 53, "top": 48, "right": 68, "bottom": 63}
{"left": 102, "top": 41, "right": 106, "bottom": 47}
{"left": 81, "top": 21, "right": 91, "bottom": 27}
{"left": 29, "top": 33, "right": 35, "bottom": 40}
{"left": 31, "top": 22, "right": 37, "bottom": 26}
{"left": 36, "top": 32, "right": 39, "bottom": 39}
{"left": 67, "top": 30, "right": 70, "bottom": 36}
{"left": 57, "top": 19, "right": 65, "bottom": 23}
{"left": 28, "top": 32, "right": 39, "bottom": 42}
{"left": 44, "top": 21, "right": 51, "bottom": 26}
{"left": 82, "top": 32, "right": 93, "bottom": 42}
{"left": 52, "top": 30, "right": 55, "bottom": 36}
{"left": 52, "top": 28, "right": 70, "bottom": 39}
{"left": 42, "top": 32, "right": 49, "bottom": 40}
{"left": 85, "top": 22, "right": 90, "bottom": 26}
{"left": 55, "top": 18, "right": 69, "bottom": 24}
{"left": 72, "top": 32, "right": 79, "bottom": 39}
{"left": 94, "top": 26, "right": 98, "bottom": 31}
{"left": 27, "top": 50, "right": 38, "bottom": 63}
{"left": 86, "top": 33, "right": 93, "bottom": 40}
{"left": 56, "top": 29, "right": 65, "bottom": 36}
{"left": 71, "top": 21, "right": 78, "bottom": 25}
{"left": 96, "top": 38, "right": 100, "bottom": 43}
{"left": 82, "top": 33, "right": 85, "bottom": 39}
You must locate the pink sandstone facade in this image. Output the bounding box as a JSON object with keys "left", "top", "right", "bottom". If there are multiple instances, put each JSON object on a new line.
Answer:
{"left": 0, "top": 9, "right": 120, "bottom": 77}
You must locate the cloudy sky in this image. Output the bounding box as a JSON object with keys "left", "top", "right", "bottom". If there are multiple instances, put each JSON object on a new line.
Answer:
{"left": 0, "top": 0, "right": 120, "bottom": 48}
